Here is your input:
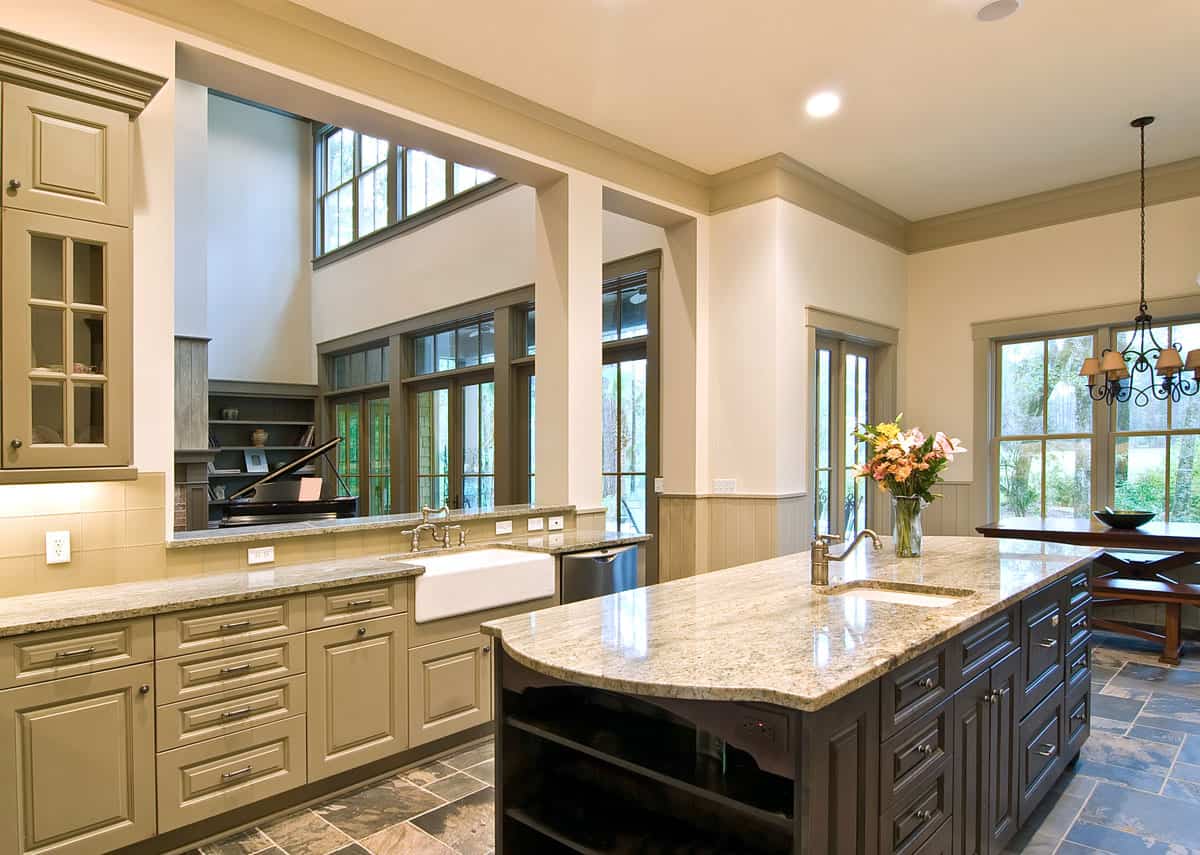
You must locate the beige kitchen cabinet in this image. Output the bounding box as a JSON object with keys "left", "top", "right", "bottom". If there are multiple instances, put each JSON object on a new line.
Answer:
{"left": 1, "top": 84, "right": 130, "bottom": 227}
{"left": 408, "top": 632, "right": 492, "bottom": 748}
{"left": 1, "top": 209, "right": 131, "bottom": 468}
{"left": 306, "top": 614, "right": 408, "bottom": 780}
{"left": 0, "top": 663, "right": 156, "bottom": 855}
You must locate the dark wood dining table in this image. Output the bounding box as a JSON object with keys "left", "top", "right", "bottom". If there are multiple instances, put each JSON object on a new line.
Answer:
{"left": 977, "top": 517, "right": 1200, "bottom": 663}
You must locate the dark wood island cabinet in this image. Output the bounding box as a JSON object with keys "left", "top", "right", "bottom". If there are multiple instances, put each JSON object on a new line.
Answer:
{"left": 485, "top": 539, "right": 1094, "bottom": 855}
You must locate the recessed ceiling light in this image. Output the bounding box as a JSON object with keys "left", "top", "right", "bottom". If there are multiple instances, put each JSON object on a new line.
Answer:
{"left": 805, "top": 91, "right": 841, "bottom": 119}
{"left": 977, "top": 0, "right": 1020, "bottom": 22}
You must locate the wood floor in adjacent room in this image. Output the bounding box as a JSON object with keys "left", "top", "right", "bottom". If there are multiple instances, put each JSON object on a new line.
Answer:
{"left": 192, "top": 632, "right": 1200, "bottom": 855}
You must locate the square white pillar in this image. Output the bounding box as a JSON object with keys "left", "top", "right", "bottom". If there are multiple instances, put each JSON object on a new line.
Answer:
{"left": 533, "top": 174, "right": 603, "bottom": 509}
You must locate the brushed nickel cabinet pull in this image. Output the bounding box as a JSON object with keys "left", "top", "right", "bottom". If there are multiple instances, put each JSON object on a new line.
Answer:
{"left": 55, "top": 646, "right": 96, "bottom": 659}
{"left": 1038, "top": 638, "right": 1058, "bottom": 648}
{"left": 221, "top": 765, "right": 253, "bottom": 781}
{"left": 219, "top": 663, "right": 253, "bottom": 675}
{"left": 917, "top": 743, "right": 935, "bottom": 755}
{"left": 219, "top": 620, "right": 252, "bottom": 632}
{"left": 220, "top": 706, "right": 254, "bottom": 720}
{"left": 347, "top": 599, "right": 375, "bottom": 609}
{"left": 1035, "top": 743, "right": 1056, "bottom": 757}
{"left": 916, "top": 677, "right": 936, "bottom": 690}
{"left": 913, "top": 809, "right": 933, "bottom": 820}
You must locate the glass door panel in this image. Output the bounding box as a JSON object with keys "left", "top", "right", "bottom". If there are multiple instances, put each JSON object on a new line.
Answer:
{"left": 367, "top": 397, "right": 391, "bottom": 515}
{"left": 813, "top": 338, "right": 874, "bottom": 539}
{"left": 843, "top": 351, "right": 870, "bottom": 536}
{"left": 334, "top": 400, "right": 361, "bottom": 500}
{"left": 814, "top": 347, "right": 833, "bottom": 534}
{"left": 461, "top": 381, "right": 495, "bottom": 511}
{"left": 602, "top": 359, "right": 647, "bottom": 534}
{"left": 415, "top": 387, "right": 450, "bottom": 509}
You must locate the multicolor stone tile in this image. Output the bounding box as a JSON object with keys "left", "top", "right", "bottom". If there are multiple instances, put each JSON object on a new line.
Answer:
{"left": 424, "top": 772, "right": 487, "bottom": 801}
{"left": 201, "top": 828, "right": 274, "bottom": 855}
{"left": 1079, "top": 782, "right": 1200, "bottom": 850}
{"left": 257, "top": 811, "right": 352, "bottom": 855}
{"left": 443, "top": 741, "right": 494, "bottom": 771}
{"left": 315, "top": 780, "right": 445, "bottom": 839}
{"left": 360, "top": 822, "right": 456, "bottom": 854}
{"left": 463, "top": 759, "right": 494, "bottom": 786}
{"left": 411, "top": 787, "right": 494, "bottom": 855}
{"left": 400, "top": 760, "right": 458, "bottom": 788}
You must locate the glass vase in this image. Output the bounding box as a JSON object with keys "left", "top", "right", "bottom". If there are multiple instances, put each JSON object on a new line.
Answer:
{"left": 892, "top": 496, "right": 926, "bottom": 558}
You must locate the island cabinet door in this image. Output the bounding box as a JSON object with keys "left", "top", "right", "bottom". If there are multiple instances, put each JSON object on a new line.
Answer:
{"left": 987, "top": 649, "right": 1021, "bottom": 853}
{"left": 0, "top": 663, "right": 155, "bottom": 855}
{"left": 306, "top": 614, "right": 408, "bottom": 781}
{"left": 797, "top": 681, "right": 880, "bottom": 855}
{"left": 952, "top": 671, "right": 990, "bottom": 855}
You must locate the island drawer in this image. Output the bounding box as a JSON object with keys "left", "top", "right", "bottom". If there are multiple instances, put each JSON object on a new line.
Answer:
{"left": 156, "top": 674, "right": 306, "bottom": 750}
{"left": 1065, "top": 682, "right": 1089, "bottom": 758}
{"left": 156, "top": 635, "right": 305, "bottom": 705}
{"left": 956, "top": 606, "right": 1018, "bottom": 685}
{"left": 306, "top": 579, "right": 407, "bottom": 629}
{"left": 880, "top": 698, "right": 952, "bottom": 809}
{"left": 879, "top": 749, "right": 952, "bottom": 855}
{"left": 1017, "top": 684, "right": 1065, "bottom": 827}
{"left": 1018, "top": 585, "right": 1064, "bottom": 718}
{"left": 1064, "top": 567, "right": 1091, "bottom": 612}
{"left": 1066, "top": 603, "right": 1090, "bottom": 652}
{"left": 912, "top": 818, "right": 952, "bottom": 855}
{"left": 0, "top": 617, "right": 153, "bottom": 689}
{"left": 156, "top": 713, "right": 306, "bottom": 831}
{"left": 881, "top": 642, "right": 962, "bottom": 740}
{"left": 1065, "top": 639, "right": 1090, "bottom": 698}
{"left": 156, "top": 595, "right": 305, "bottom": 657}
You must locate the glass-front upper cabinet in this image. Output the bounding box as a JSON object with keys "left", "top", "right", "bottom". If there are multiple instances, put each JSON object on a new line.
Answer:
{"left": 1, "top": 210, "right": 131, "bottom": 467}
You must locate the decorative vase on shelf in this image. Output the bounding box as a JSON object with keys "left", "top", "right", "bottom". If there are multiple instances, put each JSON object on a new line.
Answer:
{"left": 250, "top": 428, "right": 268, "bottom": 448}
{"left": 892, "top": 496, "right": 926, "bottom": 558}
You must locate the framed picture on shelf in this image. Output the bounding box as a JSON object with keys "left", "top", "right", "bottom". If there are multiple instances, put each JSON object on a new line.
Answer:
{"left": 243, "top": 449, "right": 269, "bottom": 473}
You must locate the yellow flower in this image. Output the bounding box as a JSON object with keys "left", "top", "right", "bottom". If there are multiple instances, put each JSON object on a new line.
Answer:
{"left": 877, "top": 421, "right": 900, "bottom": 439}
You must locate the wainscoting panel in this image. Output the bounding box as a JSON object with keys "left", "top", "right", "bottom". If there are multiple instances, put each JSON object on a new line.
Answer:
{"left": 659, "top": 494, "right": 810, "bottom": 581}
{"left": 920, "top": 483, "right": 976, "bottom": 537}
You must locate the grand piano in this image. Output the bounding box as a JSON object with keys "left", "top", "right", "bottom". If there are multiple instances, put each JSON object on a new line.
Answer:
{"left": 219, "top": 437, "right": 358, "bottom": 527}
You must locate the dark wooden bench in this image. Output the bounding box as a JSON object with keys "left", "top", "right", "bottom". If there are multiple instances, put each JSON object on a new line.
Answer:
{"left": 1091, "top": 576, "right": 1200, "bottom": 665}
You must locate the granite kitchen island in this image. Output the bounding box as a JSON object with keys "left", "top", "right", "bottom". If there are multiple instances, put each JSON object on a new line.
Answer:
{"left": 483, "top": 536, "right": 1098, "bottom": 855}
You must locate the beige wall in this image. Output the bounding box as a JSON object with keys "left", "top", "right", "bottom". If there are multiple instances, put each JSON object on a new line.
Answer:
{"left": 206, "top": 94, "right": 315, "bottom": 384}
{"left": 905, "top": 195, "right": 1200, "bottom": 486}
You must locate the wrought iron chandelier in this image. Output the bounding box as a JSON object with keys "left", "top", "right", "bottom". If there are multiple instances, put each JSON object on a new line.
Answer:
{"left": 1079, "top": 116, "right": 1200, "bottom": 405}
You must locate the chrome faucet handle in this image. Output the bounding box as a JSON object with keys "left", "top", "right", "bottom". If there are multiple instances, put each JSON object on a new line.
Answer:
{"left": 421, "top": 505, "right": 450, "bottom": 523}
{"left": 814, "top": 533, "right": 843, "bottom": 545}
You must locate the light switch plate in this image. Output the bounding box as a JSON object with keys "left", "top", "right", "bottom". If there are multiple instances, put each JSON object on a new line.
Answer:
{"left": 527, "top": 517, "right": 545, "bottom": 531}
{"left": 548, "top": 516, "right": 564, "bottom": 531}
{"left": 496, "top": 520, "right": 513, "bottom": 535}
{"left": 713, "top": 478, "right": 736, "bottom": 494}
{"left": 247, "top": 546, "right": 275, "bottom": 565}
{"left": 654, "top": 477, "right": 665, "bottom": 494}
{"left": 45, "top": 531, "right": 70, "bottom": 565}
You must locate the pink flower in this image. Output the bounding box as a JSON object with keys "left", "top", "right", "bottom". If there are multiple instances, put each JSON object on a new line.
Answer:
{"left": 934, "top": 432, "right": 967, "bottom": 461}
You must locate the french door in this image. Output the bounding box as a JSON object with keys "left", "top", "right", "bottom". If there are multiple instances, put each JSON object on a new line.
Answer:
{"left": 409, "top": 373, "right": 494, "bottom": 512}
{"left": 331, "top": 390, "right": 391, "bottom": 515}
{"left": 814, "top": 337, "right": 874, "bottom": 537}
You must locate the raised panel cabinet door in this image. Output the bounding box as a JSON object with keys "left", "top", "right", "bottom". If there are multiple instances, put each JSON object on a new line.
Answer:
{"left": 1, "top": 210, "right": 131, "bottom": 469}
{"left": 1, "top": 84, "right": 130, "bottom": 226}
{"left": 408, "top": 633, "right": 493, "bottom": 748}
{"left": 952, "top": 671, "right": 990, "bottom": 855}
{"left": 0, "top": 663, "right": 155, "bottom": 855}
{"left": 988, "top": 649, "right": 1021, "bottom": 852}
{"left": 307, "top": 614, "right": 408, "bottom": 780}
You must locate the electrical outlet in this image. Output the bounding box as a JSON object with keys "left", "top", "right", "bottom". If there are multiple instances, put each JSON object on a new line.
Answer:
{"left": 247, "top": 546, "right": 275, "bottom": 565}
{"left": 548, "top": 515, "right": 564, "bottom": 531}
{"left": 527, "top": 517, "right": 544, "bottom": 531}
{"left": 45, "top": 531, "right": 71, "bottom": 565}
{"left": 713, "top": 478, "right": 736, "bottom": 494}
{"left": 496, "top": 520, "right": 513, "bottom": 535}
{"left": 548, "top": 533, "right": 565, "bottom": 548}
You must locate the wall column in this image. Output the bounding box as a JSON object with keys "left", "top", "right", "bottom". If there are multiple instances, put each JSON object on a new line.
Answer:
{"left": 534, "top": 173, "right": 603, "bottom": 510}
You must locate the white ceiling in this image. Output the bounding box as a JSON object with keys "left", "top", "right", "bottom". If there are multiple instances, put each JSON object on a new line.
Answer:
{"left": 293, "top": 0, "right": 1200, "bottom": 220}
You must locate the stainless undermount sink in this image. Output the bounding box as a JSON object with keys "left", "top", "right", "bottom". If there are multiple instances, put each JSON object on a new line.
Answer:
{"left": 816, "top": 581, "right": 974, "bottom": 608}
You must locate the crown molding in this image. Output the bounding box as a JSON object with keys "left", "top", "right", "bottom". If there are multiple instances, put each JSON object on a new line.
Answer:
{"left": 907, "top": 156, "right": 1200, "bottom": 253}
{"left": 0, "top": 26, "right": 165, "bottom": 116}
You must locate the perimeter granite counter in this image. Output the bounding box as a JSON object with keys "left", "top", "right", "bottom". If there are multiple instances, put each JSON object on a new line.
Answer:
{"left": 485, "top": 536, "right": 1100, "bottom": 855}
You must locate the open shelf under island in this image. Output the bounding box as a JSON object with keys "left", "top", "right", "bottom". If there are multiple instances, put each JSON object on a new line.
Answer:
{"left": 484, "top": 536, "right": 1097, "bottom": 855}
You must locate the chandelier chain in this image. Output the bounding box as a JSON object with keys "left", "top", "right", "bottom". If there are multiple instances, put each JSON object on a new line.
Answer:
{"left": 1139, "top": 121, "right": 1147, "bottom": 312}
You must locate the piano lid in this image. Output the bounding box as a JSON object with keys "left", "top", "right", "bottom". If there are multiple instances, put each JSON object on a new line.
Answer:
{"left": 227, "top": 437, "right": 343, "bottom": 503}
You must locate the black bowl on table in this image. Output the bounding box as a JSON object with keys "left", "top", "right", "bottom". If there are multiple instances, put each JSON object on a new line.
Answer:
{"left": 1092, "top": 510, "right": 1156, "bottom": 530}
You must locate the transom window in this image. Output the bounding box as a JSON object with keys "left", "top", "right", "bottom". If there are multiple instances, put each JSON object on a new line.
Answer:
{"left": 412, "top": 319, "right": 496, "bottom": 376}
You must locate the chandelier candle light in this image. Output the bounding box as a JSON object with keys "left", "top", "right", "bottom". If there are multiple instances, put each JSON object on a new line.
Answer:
{"left": 852, "top": 417, "right": 967, "bottom": 558}
{"left": 1078, "top": 116, "right": 1200, "bottom": 406}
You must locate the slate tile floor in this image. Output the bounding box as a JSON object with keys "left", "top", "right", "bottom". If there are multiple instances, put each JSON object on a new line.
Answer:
{"left": 194, "top": 631, "right": 1200, "bottom": 855}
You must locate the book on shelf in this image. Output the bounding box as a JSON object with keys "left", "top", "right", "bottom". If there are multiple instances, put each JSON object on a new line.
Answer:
{"left": 298, "top": 425, "right": 316, "bottom": 447}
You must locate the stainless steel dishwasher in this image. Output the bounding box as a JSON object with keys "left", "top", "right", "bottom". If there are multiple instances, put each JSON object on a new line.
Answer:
{"left": 560, "top": 545, "right": 640, "bottom": 603}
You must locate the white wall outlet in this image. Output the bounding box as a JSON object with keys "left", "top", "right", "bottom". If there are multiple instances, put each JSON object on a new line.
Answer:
{"left": 548, "top": 532, "right": 565, "bottom": 548}
{"left": 496, "top": 520, "right": 513, "bottom": 535}
{"left": 654, "top": 477, "right": 665, "bottom": 494}
{"left": 713, "top": 478, "right": 737, "bottom": 494}
{"left": 247, "top": 546, "right": 275, "bottom": 565}
{"left": 527, "top": 517, "right": 545, "bottom": 532}
{"left": 45, "top": 531, "right": 71, "bottom": 565}
{"left": 548, "top": 515, "right": 564, "bottom": 531}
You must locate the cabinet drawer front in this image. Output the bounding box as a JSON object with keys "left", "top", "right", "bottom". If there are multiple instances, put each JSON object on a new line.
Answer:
{"left": 881, "top": 699, "right": 951, "bottom": 809}
{"left": 1019, "top": 592, "right": 1064, "bottom": 717}
{"left": 306, "top": 580, "right": 407, "bottom": 629}
{"left": 1065, "top": 684, "right": 1089, "bottom": 758}
{"left": 409, "top": 632, "right": 493, "bottom": 748}
{"left": 0, "top": 663, "right": 156, "bottom": 855}
{"left": 881, "top": 756, "right": 952, "bottom": 855}
{"left": 1065, "top": 568, "right": 1091, "bottom": 612}
{"left": 156, "top": 635, "right": 305, "bottom": 705}
{"left": 1066, "top": 604, "right": 1090, "bottom": 652}
{"left": 156, "top": 596, "right": 304, "bottom": 656}
{"left": 1, "top": 84, "right": 130, "bottom": 226}
{"left": 958, "top": 607, "right": 1018, "bottom": 684}
{"left": 0, "top": 618, "right": 152, "bottom": 689}
{"left": 913, "top": 818, "right": 952, "bottom": 855}
{"left": 156, "top": 714, "right": 306, "bottom": 832}
{"left": 881, "top": 643, "right": 960, "bottom": 740}
{"left": 156, "top": 675, "right": 306, "bottom": 751}
{"left": 1066, "top": 639, "right": 1091, "bottom": 697}
{"left": 1018, "top": 687, "right": 1065, "bottom": 826}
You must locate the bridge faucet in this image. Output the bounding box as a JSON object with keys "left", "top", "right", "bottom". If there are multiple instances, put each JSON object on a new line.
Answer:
{"left": 400, "top": 522, "right": 440, "bottom": 552}
{"left": 810, "top": 529, "right": 882, "bottom": 586}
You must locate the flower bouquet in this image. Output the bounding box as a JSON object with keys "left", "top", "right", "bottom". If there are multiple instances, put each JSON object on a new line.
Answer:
{"left": 851, "top": 416, "right": 967, "bottom": 557}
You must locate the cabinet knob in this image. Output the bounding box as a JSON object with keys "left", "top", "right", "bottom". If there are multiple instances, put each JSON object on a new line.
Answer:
{"left": 357, "top": 626, "right": 367, "bottom": 636}
{"left": 7, "top": 179, "right": 20, "bottom": 191}
{"left": 139, "top": 684, "right": 150, "bottom": 694}
{"left": 9, "top": 439, "right": 21, "bottom": 449}
{"left": 917, "top": 677, "right": 936, "bottom": 690}
{"left": 482, "top": 645, "right": 491, "bottom": 654}
{"left": 913, "top": 809, "right": 933, "bottom": 821}
{"left": 918, "top": 743, "right": 934, "bottom": 755}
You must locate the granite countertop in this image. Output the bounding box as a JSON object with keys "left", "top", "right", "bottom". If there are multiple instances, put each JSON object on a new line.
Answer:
{"left": 167, "top": 503, "right": 577, "bottom": 548}
{"left": 0, "top": 530, "right": 650, "bottom": 638}
{"left": 483, "top": 536, "right": 1100, "bottom": 713}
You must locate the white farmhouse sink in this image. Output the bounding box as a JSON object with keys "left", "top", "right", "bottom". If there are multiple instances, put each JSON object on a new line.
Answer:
{"left": 411, "top": 548, "right": 555, "bottom": 623}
